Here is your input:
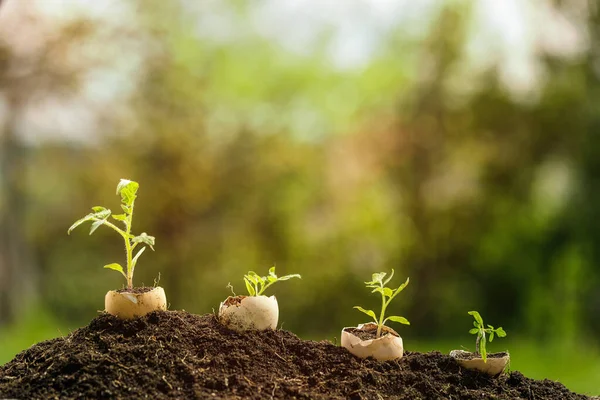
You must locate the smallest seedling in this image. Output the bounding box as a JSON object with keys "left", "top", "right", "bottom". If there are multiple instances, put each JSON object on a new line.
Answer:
{"left": 468, "top": 311, "right": 507, "bottom": 362}
{"left": 354, "top": 269, "right": 410, "bottom": 338}
{"left": 242, "top": 266, "right": 301, "bottom": 296}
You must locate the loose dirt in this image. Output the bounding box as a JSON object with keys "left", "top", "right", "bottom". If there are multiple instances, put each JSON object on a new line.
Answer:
{"left": 0, "top": 311, "right": 592, "bottom": 399}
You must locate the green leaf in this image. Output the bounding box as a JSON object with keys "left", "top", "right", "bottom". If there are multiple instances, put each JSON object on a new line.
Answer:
{"left": 496, "top": 327, "right": 507, "bottom": 337}
{"left": 117, "top": 179, "right": 139, "bottom": 206}
{"left": 473, "top": 321, "right": 480, "bottom": 328}
{"left": 394, "top": 277, "right": 410, "bottom": 295}
{"left": 89, "top": 220, "right": 104, "bottom": 235}
{"left": 469, "top": 328, "right": 479, "bottom": 335}
{"left": 244, "top": 277, "right": 255, "bottom": 296}
{"left": 468, "top": 311, "right": 484, "bottom": 326}
{"left": 371, "top": 287, "right": 385, "bottom": 295}
{"left": 92, "top": 206, "right": 106, "bottom": 212}
{"left": 103, "top": 263, "right": 126, "bottom": 278}
{"left": 277, "top": 274, "right": 301, "bottom": 281}
{"left": 383, "top": 269, "right": 395, "bottom": 286}
{"left": 489, "top": 332, "right": 495, "bottom": 342}
{"left": 268, "top": 266, "right": 276, "bottom": 277}
{"left": 382, "top": 287, "right": 394, "bottom": 297}
{"left": 255, "top": 274, "right": 266, "bottom": 286}
{"left": 385, "top": 315, "right": 410, "bottom": 325}
{"left": 67, "top": 214, "right": 93, "bottom": 234}
{"left": 267, "top": 275, "right": 277, "bottom": 283}
{"left": 112, "top": 214, "right": 127, "bottom": 222}
{"left": 132, "top": 233, "right": 155, "bottom": 250}
{"left": 353, "top": 306, "right": 377, "bottom": 322}
{"left": 121, "top": 205, "right": 131, "bottom": 214}
{"left": 245, "top": 272, "right": 258, "bottom": 285}
{"left": 366, "top": 272, "right": 386, "bottom": 285}
{"left": 131, "top": 246, "right": 146, "bottom": 269}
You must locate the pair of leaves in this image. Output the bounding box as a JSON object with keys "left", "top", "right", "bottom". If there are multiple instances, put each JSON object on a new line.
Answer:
{"left": 243, "top": 266, "right": 301, "bottom": 296}
{"left": 67, "top": 206, "right": 112, "bottom": 236}
{"left": 366, "top": 269, "right": 409, "bottom": 300}
{"left": 103, "top": 246, "right": 148, "bottom": 278}
{"left": 353, "top": 306, "right": 410, "bottom": 326}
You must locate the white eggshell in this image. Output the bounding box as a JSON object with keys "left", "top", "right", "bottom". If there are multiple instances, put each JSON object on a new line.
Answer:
{"left": 449, "top": 349, "right": 510, "bottom": 376}
{"left": 218, "top": 295, "right": 279, "bottom": 332}
{"left": 105, "top": 286, "right": 167, "bottom": 319}
{"left": 341, "top": 322, "right": 404, "bottom": 361}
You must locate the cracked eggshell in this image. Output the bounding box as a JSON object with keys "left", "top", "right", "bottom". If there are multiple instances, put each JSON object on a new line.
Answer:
{"left": 218, "top": 295, "right": 279, "bottom": 332}
{"left": 341, "top": 322, "right": 404, "bottom": 361}
{"left": 449, "top": 349, "right": 510, "bottom": 376}
{"left": 105, "top": 286, "right": 167, "bottom": 319}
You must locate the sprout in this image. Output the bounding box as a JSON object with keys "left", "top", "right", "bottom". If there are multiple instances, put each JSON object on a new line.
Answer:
{"left": 468, "top": 311, "right": 507, "bottom": 362}
{"left": 68, "top": 179, "right": 155, "bottom": 289}
{"left": 354, "top": 270, "right": 410, "bottom": 338}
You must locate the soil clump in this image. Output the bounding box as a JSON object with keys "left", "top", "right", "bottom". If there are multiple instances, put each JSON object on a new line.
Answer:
{"left": 0, "top": 311, "right": 591, "bottom": 399}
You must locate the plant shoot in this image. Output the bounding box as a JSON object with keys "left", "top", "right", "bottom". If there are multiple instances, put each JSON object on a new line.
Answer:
{"left": 242, "top": 266, "right": 301, "bottom": 296}
{"left": 68, "top": 179, "right": 155, "bottom": 290}
{"left": 468, "top": 311, "right": 507, "bottom": 362}
{"left": 354, "top": 270, "right": 410, "bottom": 338}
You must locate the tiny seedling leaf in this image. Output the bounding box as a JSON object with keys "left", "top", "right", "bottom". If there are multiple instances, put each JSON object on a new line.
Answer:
{"left": 468, "top": 311, "right": 484, "bottom": 326}
{"left": 67, "top": 215, "right": 93, "bottom": 234}
{"left": 92, "top": 206, "right": 106, "bottom": 212}
{"left": 244, "top": 277, "right": 256, "bottom": 296}
{"left": 469, "top": 328, "right": 479, "bottom": 334}
{"left": 89, "top": 220, "right": 104, "bottom": 235}
{"left": 489, "top": 332, "right": 495, "bottom": 342}
{"left": 277, "top": 274, "right": 301, "bottom": 281}
{"left": 496, "top": 327, "right": 507, "bottom": 337}
{"left": 103, "top": 263, "right": 126, "bottom": 278}
{"left": 382, "top": 287, "right": 394, "bottom": 297}
{"left": 132, "top": 233, "right": 155, "bottom": 250}
{"left": 383, "top": 269, "right": 395, "bottom": 286}
{"left": 386, "top": 315, "right": 410, "bottom": 325}
{"left": 353, "top": 306, "right": 377, "bottom": 322}
{"left": 131, "top": 246, "right": 146, "bottom": 269}
{"left": 112, "top": 214, "right": 127, "bottom": 222}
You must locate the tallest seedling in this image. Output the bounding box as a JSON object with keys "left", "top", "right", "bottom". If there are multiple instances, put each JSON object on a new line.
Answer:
{"left": 68, "top": 179, "right": 155, "bottom": 289}
{"left": 68, "top": 179, "right": 166, "bottom": 319}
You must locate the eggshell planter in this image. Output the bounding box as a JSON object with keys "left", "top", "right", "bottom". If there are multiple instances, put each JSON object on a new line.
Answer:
{"left": 218, "top": 295, "right": 279, "bottom": 332}
{"left": 341, "top": 322, "right": 404, "bottom": 361}
{"left": 105, "top": 286, "right": 167, "bottom": 319}
{"left": 449, "top": 349, "right": 510, "bottom": 376}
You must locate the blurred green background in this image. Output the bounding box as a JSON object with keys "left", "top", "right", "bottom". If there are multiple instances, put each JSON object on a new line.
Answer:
{"left": 0, "top": 0, "right": 599, "bottom": 395}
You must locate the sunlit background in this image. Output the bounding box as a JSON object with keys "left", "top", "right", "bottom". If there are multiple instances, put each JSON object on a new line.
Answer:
{"left": 0, "top": 0, "right": 599, "bottom": 395}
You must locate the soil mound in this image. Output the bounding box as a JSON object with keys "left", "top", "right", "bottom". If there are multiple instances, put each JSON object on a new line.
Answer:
{"left": 0, "top": 311, "right": 591, "bottom": 399}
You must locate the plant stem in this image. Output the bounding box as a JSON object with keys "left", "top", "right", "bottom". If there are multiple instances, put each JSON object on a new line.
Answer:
{"left": 125, "top": 200, "right": 135, "bottom": 289}
{"left": 376, "top": 286, "right": 386, "bottom": 338}
{"left": 475, "top": 332, "right": 481, "bottom": 355}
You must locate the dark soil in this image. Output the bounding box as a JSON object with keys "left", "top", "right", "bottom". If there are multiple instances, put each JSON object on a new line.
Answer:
{"left": 451, "top": 351, "right": 508, "bottom": 361}
{"left": 344, "top": 327, "right": 399, "bottom": 341}
{"left": 116, "top": 286, "right": 155, "bottom": 294}
{"left": 0, "top": 311, "right": 592, "bottom": 400}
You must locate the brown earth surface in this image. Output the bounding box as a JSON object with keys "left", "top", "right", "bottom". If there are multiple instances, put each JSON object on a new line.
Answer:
{"left": 0, "top": 311, "right": 592, "bottom": 399}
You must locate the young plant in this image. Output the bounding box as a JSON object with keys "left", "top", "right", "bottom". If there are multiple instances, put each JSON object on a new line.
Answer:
{"left": 67, "top": 179, "right": 155, "bottom": 290}
{"left": 354, "top": 270, "right": 410, "bottom": 338}
{"left": 468, "top": 311, "right": 507, "bottom": 362}
{"left": 242, "top": 266, "right": 301, "bottom": 296}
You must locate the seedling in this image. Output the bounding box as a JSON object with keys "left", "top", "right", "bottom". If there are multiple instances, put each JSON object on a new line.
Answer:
{"left": 241, "top": 266, "right": 301, "bottom": 296}
{"left": 468, "top": 311, "right": 507, "bottom": 362}
{"left": 68, "top": 179, "right": 155, "bottom": 290}
{"left": 354, "top": 270, "right": 410, "bottom": 338}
